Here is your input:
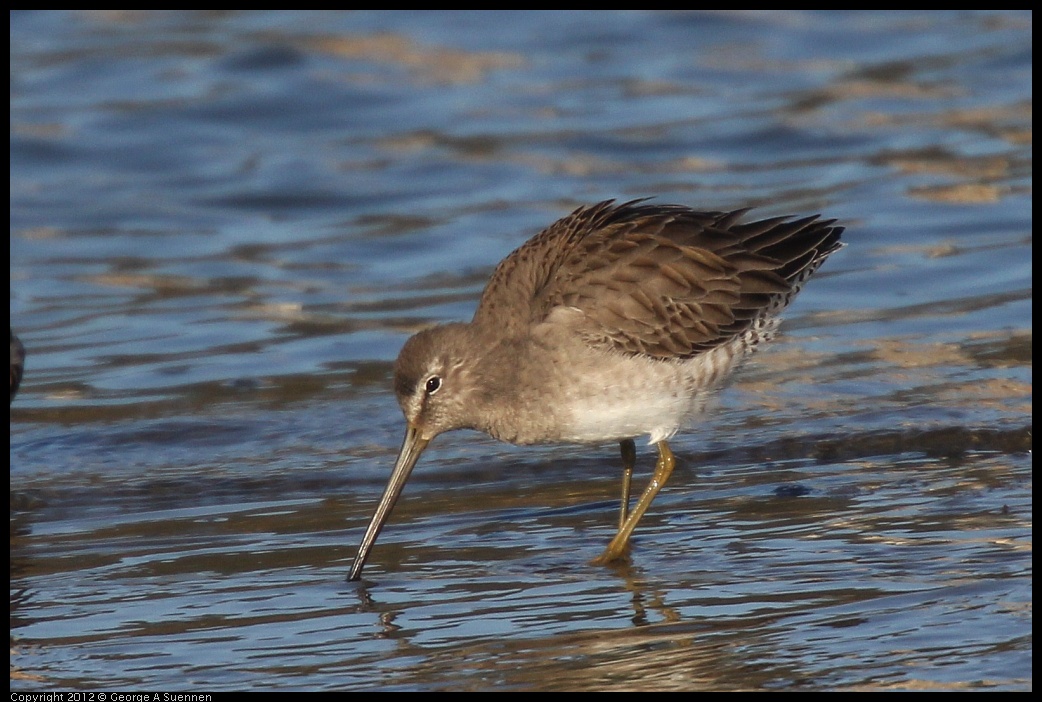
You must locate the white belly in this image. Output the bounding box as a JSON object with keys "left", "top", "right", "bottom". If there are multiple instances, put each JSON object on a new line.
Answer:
{"left": 555, "top": 341, "right": 748, "bottom": 444}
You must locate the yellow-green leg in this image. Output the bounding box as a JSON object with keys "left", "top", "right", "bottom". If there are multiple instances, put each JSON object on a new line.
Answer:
{"left": 592, "top": 440, "right": 676, "bottom": 565}
{"left": 617, "top": 439, "right": 636, "bottom": 531}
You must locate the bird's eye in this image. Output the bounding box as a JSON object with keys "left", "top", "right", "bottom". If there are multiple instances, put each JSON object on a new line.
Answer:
{"left": 424, "top": 376, "right": 441, "bottom": 394}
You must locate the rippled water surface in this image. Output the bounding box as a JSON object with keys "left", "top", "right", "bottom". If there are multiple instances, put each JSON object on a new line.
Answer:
{"left": 10, "top": 10, "right": 1031, "bottom": 691}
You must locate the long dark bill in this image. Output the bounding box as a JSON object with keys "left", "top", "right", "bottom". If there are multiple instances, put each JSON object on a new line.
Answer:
{"left": 348, "top": 424, "right": 430, "bottom": 581}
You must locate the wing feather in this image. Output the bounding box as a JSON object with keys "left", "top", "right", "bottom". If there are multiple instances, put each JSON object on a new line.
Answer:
{"left": 473, "top": 200, "right": 843, "bottom": 358}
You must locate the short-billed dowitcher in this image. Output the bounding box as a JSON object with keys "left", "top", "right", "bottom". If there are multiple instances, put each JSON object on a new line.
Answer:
{"left": 349, "top": 199, "right": 843, "bottom": 580}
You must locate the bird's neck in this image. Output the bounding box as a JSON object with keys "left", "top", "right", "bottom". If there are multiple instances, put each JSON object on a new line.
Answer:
{"left": 462, "top": 331, "right": 564, "bottom": 445}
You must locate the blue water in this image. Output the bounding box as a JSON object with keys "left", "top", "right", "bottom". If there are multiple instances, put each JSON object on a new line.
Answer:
{"left": 10, "top": 10, "right": 1031, "bottom": 691}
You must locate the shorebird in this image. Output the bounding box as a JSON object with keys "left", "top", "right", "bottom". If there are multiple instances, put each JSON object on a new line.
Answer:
{"left": 349, "top": 199, "right": 843, "bottom": 580}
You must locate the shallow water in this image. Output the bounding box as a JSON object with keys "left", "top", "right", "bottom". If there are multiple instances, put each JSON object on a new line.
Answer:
{"left": 10, "top": 10, "right": 1031, "bottom": 691}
